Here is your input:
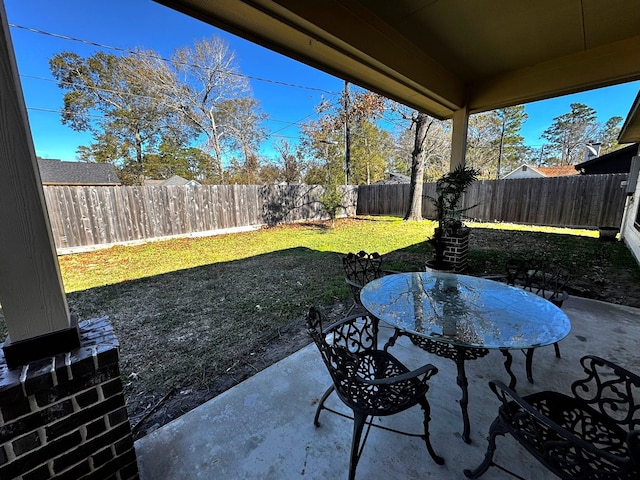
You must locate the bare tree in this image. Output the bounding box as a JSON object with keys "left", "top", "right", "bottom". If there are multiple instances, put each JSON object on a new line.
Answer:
{"left": 154, "top": 37, "right": 254, "bottom": 181}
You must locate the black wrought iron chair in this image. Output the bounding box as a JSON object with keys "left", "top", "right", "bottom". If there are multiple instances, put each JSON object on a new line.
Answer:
{"left": 487, "top": 257, "right": 570, "bottom": 383}
{"left": 307, "top": 307, "right": 444, "bottom": 479}
{"left": 465, "top": 355, "right": 640, "bottom": 479}
{"left": 342, "top": 251, "right": 385, "bottom": 315}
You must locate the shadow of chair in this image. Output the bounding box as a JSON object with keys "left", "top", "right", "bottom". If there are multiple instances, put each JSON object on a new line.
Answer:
{"left": 307, "top": 307, "right": 444, "bottom": 480}
{"left": 486, "top": 257, "right": 569, "bottom": 383}
{"left": 464, "top": 355, "right": 640, "bottom": 479}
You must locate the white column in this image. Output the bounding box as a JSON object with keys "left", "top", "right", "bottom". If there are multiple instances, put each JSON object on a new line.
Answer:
{"left": 0, "top": 2, "right": 71, "bottom": 343}
{"left": 450, "top": 106, "right": 469, "bottom": 171}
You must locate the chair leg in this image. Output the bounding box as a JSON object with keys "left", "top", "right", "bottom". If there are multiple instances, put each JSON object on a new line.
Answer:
{"left": 349, "top": 410, "right": 368, "bottom": 480}
{"left": 418, "top": 397, "right": 445, "bottom": 465}
{"left": 314, "top": 385, "right": 335, "bottom": 427}
{"left": 553, "top": 341, "right": 561, "bottom": 358}
{"left": 463, "top": 417, "right": 508, "bottom": 479}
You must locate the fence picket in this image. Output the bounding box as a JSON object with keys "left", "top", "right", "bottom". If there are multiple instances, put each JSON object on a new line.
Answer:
{"left": 42, "top": 176, "right": 626, "bottom": 251}
{"left": 358, "top": 174, "right": 628, "bottom": 229}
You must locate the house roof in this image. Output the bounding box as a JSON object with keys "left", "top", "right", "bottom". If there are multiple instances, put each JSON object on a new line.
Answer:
{"left": 37, "top": 159, "right": 120, "bottom": 186}
{"left": 575, "top": 143, "right": 638, "bottom": 174}
{"left": 502, "top": 164, "right": 579, "bottom": 179}
{"left": 531, "top": 165, "right": 580, "bottom": 177}
{"left": 143, "top": 175, "right": 201, "bottom": 186}
{"left": 157, "top": 0, "right": 640, "bottom": 120}
{"left": 374, "top": 172, "right": 410, "bottom": 185}
{"left": 162, "top": 175, "right": 198, "bottom": 186}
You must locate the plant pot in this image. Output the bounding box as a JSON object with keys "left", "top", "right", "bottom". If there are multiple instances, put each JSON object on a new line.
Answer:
{"left": 598, "top": 227, "right": 619, "bottom": 242}
{"left": 425, "top": 259, "right": 456, "bottom": 273}
{"left": 429, "top": 227, "right": 470, "bottom": 273}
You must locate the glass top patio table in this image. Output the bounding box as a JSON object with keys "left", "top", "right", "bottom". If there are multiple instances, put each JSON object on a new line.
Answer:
{"left": 360, "top": 271, "right": 571, "bottom": 443}
{"left": 360, "top": 271, "right": 571, "bottom": 350}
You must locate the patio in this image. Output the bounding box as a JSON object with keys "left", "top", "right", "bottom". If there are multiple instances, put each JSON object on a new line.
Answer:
{"left": 134, "top": 295, "right": 640, "bottom": 479}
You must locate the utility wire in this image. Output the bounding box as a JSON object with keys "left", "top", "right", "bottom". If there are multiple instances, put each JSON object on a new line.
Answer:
{"left": 9, "top": 23, "right": 340, "bottom": 95}
{"left": 25, "top": 105, "right": 303, "bottom": 141}
{"left": 21, "top": 73, "right": 320, "bottom": 130}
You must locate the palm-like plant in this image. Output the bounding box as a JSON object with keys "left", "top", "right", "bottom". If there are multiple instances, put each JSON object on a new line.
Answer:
{"left": 427, "top": 164, "right": 479, "bottom": 269}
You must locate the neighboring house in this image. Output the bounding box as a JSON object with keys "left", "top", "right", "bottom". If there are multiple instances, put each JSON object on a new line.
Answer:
{"left": 374, "top": 172, "right": 410, "bottom": 185}
{"left": 501, "top": 164, "right": 579, "bottom": 179}
{"left": 619, "top": 91, "right": 640, "bottom": 266}
{"left": 575, "top": 143, "right": 639, "bottom": 174}
{"left": 144, "top": 175, "right": 201, "bottom": 187}
{"left": 38, "top": 158, "right": 120, "bottom": 186}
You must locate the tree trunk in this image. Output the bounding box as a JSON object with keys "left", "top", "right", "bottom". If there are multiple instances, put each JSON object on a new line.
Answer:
{"left": 404, "top": 113, "right": 431, "bottom": 221}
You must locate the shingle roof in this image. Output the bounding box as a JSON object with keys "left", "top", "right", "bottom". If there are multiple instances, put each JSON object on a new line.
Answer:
{"left": 374, "top": 172, "right": 410, "bottom": 185}
{"left": 38, "top": 159, "right": 120, "bottom": 185}
{"left": 529, "top": 165, "right": 579, "bottom": 177}
{"left": 574, "top": 143, "right": 638, "bottom": 173}
{"left": 161, "top": 175, "right": 191, "bottom": 186}
{"left": 143, "top": 175, "right": 201, "bottom": 186}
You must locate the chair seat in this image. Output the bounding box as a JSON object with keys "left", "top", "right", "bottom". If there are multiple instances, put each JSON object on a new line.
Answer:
{"left": 499, "top": 390, "right": 636, "bottom": 479}
{"left": 337, "top": 349, "right": 428, "bottom": 415}
{"left": 507, "top": 391, "right": 630, "bottom": 459}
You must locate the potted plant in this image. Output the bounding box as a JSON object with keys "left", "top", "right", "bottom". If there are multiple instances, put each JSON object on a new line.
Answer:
{"left": 426, "top": 164, "right": 479, "bottom": 271}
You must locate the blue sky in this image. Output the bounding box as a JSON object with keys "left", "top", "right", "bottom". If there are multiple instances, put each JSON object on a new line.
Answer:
{"left": 5, "top": 0, "right": 640, "bottom": 161}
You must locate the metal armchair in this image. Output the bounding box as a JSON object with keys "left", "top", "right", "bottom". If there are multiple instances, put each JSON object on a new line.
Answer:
{"left": 465, "top": 355, "right": 640, "bottom": 479}
{"left": 307, "top": 307, "right": 444, "bottom": 480}
{"left": 342, "top": 251, "right": 385, "bottom": 315}
{"left": 487, "top": 257, "right": 570, "bottom": 382}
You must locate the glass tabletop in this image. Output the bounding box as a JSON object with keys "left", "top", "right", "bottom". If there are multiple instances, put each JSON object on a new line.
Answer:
{"left": 360, "top": 272, "right": 571, "bottom": 350}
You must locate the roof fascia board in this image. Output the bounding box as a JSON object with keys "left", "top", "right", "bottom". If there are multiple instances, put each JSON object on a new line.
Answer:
{"left": 619, "top": 91, "right": 640, "bottom": 143}
{"left": 468, "top": 35, "right": 640, "bottom": 114}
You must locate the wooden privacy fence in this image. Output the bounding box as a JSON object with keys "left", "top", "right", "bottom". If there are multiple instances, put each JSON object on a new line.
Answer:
{"left": 43, "top": 184, "right": 358, "bottom": 251}
{"left": 44, "top": 174, "right": 627, "bottom": 251}
{"left": 357, "top": 173, "right": 629, "bottom": 229}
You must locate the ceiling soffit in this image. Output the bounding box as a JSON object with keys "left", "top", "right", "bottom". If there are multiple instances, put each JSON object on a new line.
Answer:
{"left": 156, "top": 0, "right": 640, "bottom": 119}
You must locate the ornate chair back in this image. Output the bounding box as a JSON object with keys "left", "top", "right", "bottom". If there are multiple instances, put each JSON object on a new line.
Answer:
{"left": 465, "top": 355, "right": 640, "bottom": 479}
{"left": 342, "top": 251, "right": 384, "bottom": 307}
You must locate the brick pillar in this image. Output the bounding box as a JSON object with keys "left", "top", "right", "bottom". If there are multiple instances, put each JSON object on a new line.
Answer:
{"left": 442, "top": 229, "right": 470, "bottom": 273}
{"left": 0, "top": 317, "right": 138, "bottom": 479}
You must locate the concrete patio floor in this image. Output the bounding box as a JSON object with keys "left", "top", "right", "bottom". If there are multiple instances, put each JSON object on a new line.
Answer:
{"left": 134, "top": 296, "right": 640, "bottom": 479}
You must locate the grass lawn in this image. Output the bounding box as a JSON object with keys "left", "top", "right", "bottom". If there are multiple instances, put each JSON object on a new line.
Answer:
{"left": 1, "top": 215, "right": 638, "bottom": 437}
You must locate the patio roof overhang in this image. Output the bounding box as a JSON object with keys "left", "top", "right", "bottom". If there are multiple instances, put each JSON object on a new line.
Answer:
{"left": 2, "top": 0, "right": 640, "bottom": 364}
{"left": 155, "top": 0, "right": 640, "bottom": 120}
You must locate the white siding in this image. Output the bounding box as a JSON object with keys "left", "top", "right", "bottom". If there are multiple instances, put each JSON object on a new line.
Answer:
{"left": 621, "top": 147, "right": 640, "bottom": 265}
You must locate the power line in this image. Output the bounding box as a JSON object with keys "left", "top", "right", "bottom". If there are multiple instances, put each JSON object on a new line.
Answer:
{"left": 25, "top": 105, "right": 304, "bottom": 142}
{"left": 269, "top": 111, "right": 318, "bottom": 135}
{"left": 21, "top": 73, "right": 164, "bottom": 102}
{"left": 9, "top": 23, "right": 340, "bottom": 95}
{"left": 21, "top": 73, "right": 320, "bottom": 130}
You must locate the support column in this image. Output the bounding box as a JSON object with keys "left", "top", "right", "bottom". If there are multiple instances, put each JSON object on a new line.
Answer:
{"left": 450, "top": 106, "right": 469, "bottom": 171}
{"left": 0, "top": 2, "right": 79, "bottom": 366}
